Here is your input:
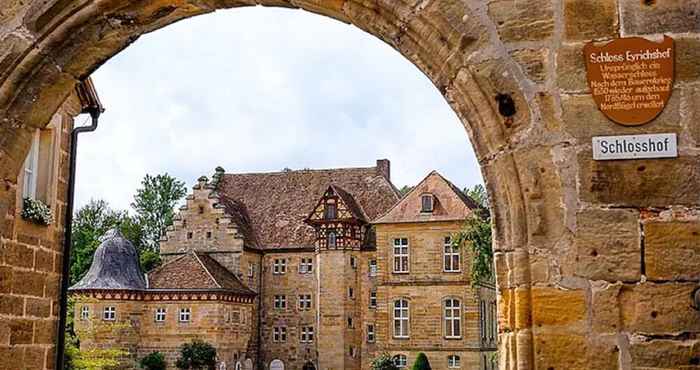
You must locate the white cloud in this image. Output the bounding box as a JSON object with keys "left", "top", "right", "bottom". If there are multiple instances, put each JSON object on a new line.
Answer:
{"left": 76, "top": 7, "right": 482, "bottom": 211}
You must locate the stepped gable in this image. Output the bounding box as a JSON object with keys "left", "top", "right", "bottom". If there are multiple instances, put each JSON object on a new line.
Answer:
{"left": 217, "top": 161, "right": 400, "bottom": 249}
{"left": 146, "top": 251, "right": 255, "bottom": 296}
{"left": 374, "top": 171, "right": 480, "bottom": 224}
{"left": 69, "top": 229, "right": 146, "bottom": 291}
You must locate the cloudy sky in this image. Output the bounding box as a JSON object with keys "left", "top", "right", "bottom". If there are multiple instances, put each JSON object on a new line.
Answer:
{"left": 76, "top": 7, "right": 482, "bottom": 211}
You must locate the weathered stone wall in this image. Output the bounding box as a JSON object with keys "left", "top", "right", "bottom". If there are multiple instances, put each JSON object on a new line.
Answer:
{"left": 1, "top": 1, "right": 700, "bottom": 369}
{"left": 72, "top": 297, "right": 256, "bottom": 368}
{"left": 373, "top": 221, "right": 495, "bottom": 368}
{"left": 0, "top": 93, "right": 78, "bottom": 370}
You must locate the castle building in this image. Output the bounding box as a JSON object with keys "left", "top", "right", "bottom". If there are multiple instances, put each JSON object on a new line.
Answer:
{"left": 71, "top": 160, "right": 497, "bottom": 370}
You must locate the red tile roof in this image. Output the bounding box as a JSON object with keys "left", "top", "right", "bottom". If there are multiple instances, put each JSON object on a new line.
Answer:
{"left": 218, "top": 163, "right": 400, "bottom": 249}
{"left": 374, "top": 171, "right": 479, "bottom": 224}
{"left": 146, "top": 251, "right": 255, "bottom": 295}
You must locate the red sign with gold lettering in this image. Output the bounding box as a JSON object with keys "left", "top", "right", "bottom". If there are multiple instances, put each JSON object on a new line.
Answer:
{"left": 583, "top": 36, "right": 675, "bottom": 126}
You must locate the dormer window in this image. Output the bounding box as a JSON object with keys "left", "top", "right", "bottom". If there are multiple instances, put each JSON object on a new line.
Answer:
{"left": 421, "top": 194, "right": 434, "bottom": 213}
{"left": 324, "top": 202, "right": 337, "bottom": 220}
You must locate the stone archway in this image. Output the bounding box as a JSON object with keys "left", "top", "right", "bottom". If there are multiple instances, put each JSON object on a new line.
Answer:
{"left": 1, "top": 2, "right": 699, "bottom": 370}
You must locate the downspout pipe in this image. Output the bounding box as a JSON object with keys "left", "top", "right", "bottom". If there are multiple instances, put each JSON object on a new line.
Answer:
{"left": 55, "top": 106, "right": 101, "bottom": 370}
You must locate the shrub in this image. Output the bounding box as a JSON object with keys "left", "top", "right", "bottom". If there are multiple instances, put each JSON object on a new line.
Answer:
{"left": 411, "top": 353, "right": 431, "bottom": 370}
{"left": 21, "top": 197, "right": 53, "bottom": 225}
{"left": 175, "top": 340, "right": 217, "bottom": 370}
{"left": 371, "top": 353, "right": 399, "bottom": 370}
{"left": 140, "top": 352, "right": 166, "bottom": 370}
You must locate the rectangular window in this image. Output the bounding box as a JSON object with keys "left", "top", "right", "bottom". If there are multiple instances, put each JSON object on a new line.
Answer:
{"left": 274, "top": 295, "right": 287, "bottom": 309}
{"left": 421, "top": 194, "right": 434, "bottom": 212}
{"left": 324, "top": 203, "right": 337, "bottom": 219}
{"left": 393, "top": 299, "right": 409, "bottom": 338}
{"left": 273, "top": 258, "right": 287, "bottom": 274}
{"left": 179, "top": 308, "right": 191, "bottom": 322}
{"left": 369, "top": 290, "right": 377, "bottom": 308}
{"left": 369, "top": 259, "right": 377, "bottom": 276}
{"left": 187, "top": 232, "right": 193, "bottom": 239}
{"left": 349, "top": 346, "right": 357, "bottom": 358}
{"left": 206, "top": 231, "right": 212, "bottom": 239}
{"left": 273, "top": 327, "right": 287, "bottom": 342}
{"left": 299, "top": 257, "right": 313, "bottom": 274}
{"left": 348, "top": 287, "right": 354, "bottom": 299}
{"left": 350, "top": 256, "right": 357, "bottom": 269}
{"left": 22, "top": 130, "right": 40, "bottom": 199}
{"left": 393, "top": 238, "right": 409, "bottom": 273}
{"left": 300, "top": 326, "right": 314, "bottom": 343}
{"left": 347, "top": 316, "right": 353, "bottom": 328}
{"left": 155, "top": 308, "right": 166, "bottom": 322}
{"left": 327, "top": 231, "right": 337, "bottom": 248}
{"left": 248, "top": 263, "right": 255, "bottom": 278}
{"left": 448, "top": 355, "right": 461, "bottom": 368}
{"left": 367, "top": 324, "right": 375, "bottom": 343}
{"left": 480, "top": 300, "right": 486, "bottom": 340}
{"left": 444, "top": 299, "right": 462, "bottom": 338}
{"left": 80, "top": 306, "right": 89, "bottom": 320}
{"left": 103, "top": 306, "right": 116, "bottom": 321}
{"left": 298, "top": 294, "right": 312, "bottom": 310}
{"left": 444, "top": 236, "right": 460, "bottom": 272}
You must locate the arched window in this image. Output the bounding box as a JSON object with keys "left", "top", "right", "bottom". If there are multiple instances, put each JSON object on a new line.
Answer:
{"left": 444, "top": 298, "right": 461, "bottom": 338}
{"left": 270, "top": 359, "right": 285, "bottom": 370}
{"left": 393, "top": 299, "right": 409, "bottom": 338}
{"left": 327, "top": 230, "right": 337, "bottom": 247}
{"left": 235, "top": 362, "right": 242, "bottom": 370}
{"left": 393, "top": 354, "right": 407, "bottom": 368}
{"left": 448, "top": 355, "right": 460, "bottom": 368}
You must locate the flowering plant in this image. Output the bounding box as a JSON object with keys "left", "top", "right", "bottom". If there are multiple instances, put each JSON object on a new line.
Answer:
{"left": 21, "top": 197, "right": 53, "bottom": 226}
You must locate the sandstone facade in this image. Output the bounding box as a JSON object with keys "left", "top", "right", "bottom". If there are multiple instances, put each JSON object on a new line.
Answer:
{"left": 1, "top": 1, "right": 700, "bottom": 369}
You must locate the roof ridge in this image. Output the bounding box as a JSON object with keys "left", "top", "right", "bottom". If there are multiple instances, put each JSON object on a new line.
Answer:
{"left": 193, "top": 251, "right": 223, "bottom": 289}
{"left": 222, "top": 166, "right": 377, "bottom": 177}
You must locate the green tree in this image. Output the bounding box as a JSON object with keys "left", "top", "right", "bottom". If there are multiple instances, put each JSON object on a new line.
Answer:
{"left": 175, "top": 340, "right": 217, "bottom": 370}
{"left": 139, "top": 249, "right": 162, "bottom": 272}
{"left": 140, "top": 352, "right": 166, "bottom": 370}
{"left": 398, "top": 185, "right": 414, "bottom": 197}
{"left": 70, "top": 199, "right": 145, "bottom": 284}
{"left": 465, "top": 183, "right": 489, "bottom": 211}
{"left": 131, "top": 173, "right": 186, "bottom": 251}
{"left": 371, "top": 353, "right": 399, "bottom": 370}
{"left": 411, "top": 353, "right": 432, "bottom": 370}
{"left": 453, "top": 184, "right": 494, "bottom": 286}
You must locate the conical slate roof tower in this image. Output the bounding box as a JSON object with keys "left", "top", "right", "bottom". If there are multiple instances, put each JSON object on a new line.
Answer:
{"left": 69, "top": 228, "right": 146, "bottom": 291}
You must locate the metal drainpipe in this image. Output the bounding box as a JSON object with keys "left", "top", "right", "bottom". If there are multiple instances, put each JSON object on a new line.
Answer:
{"left": 55, "top": 106, "right": 101, "bottom": 370}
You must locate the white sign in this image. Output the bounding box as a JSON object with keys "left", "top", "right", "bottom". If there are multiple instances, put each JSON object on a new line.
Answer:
{"left": 592, "top": 133, "right": 677, "bottom": 160}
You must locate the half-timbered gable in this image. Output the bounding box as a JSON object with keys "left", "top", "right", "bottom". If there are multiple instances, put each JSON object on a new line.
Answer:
{"left": 305, "top": 185, "right": 368, "bottom": 251}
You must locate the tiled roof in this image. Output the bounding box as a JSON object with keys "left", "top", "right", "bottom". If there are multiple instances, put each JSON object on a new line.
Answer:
{"left": 374, "top": 171, "right": 479, "bottom": 224}
{"left": 146, "top": 251, "right": 255, "bottom": 295}
{"left": 218, "top": 164, "right": 400, "bottom": 249}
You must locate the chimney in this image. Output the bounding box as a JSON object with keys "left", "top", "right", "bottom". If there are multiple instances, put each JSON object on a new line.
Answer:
{"left": 376, "top": 159, "right": 390, "bottom": 180}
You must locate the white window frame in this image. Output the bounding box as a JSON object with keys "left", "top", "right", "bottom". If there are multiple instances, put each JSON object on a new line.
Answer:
{"left": 367, "top": 324, "right": 375, "bottom": 343}
{"left": 300, "top": 326, "right": 314, "bottom": 343}
{"left": 394, "top": 354, "right": 407, "bottom": 368}
{"left": 444, "top": 298, "right": 462, "bottom": 339}
{"left": 350, "top": 255, "right": 357, "bottom": 269}
{"left": 443, "top": 236, "right": 461, "bottom": 272}
{"left": 274, "top": 295, "right": 287, "bottom": 309}
{"left": 393, "top": 299, "right": 409, "bottom": 338}
{"left": 179, "top": 307, "right": 191, "bottom": 323}
{"left": 298, "top": 294, "right": 312, "bottom": 310}
{"left": 369, "top": 290, "right": 377, "bottom": 308}
{"left": 273, "top": 259, "right": 287, "bottom": 274}
{"left": 273, "top": 327, "right": 287, "bottom": 342}
{"left": 369, "top": 259, "right": 377, "bottom": 276}
{"left": 103, "top": 306, "right": 116, "bottom": 321}
{"left": 248, "top": 263, "right": 255, "bottom": 278}
{"left": 155, "top": 307, "right": 166, "bottom": 322}
{"left": 393, "top": 238, "right": 409, "bottom": 273}
{"left": 299, "top": 257, "right": 313, "bottom": 274}
{"left": 80, "top": 306, "right": 89, "bottom": 320}
{"left": 448, "top": 355, "right": 461, "bottom": 368}
{"left": 22, "top": 130, "right": 40, "bottom": 199}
